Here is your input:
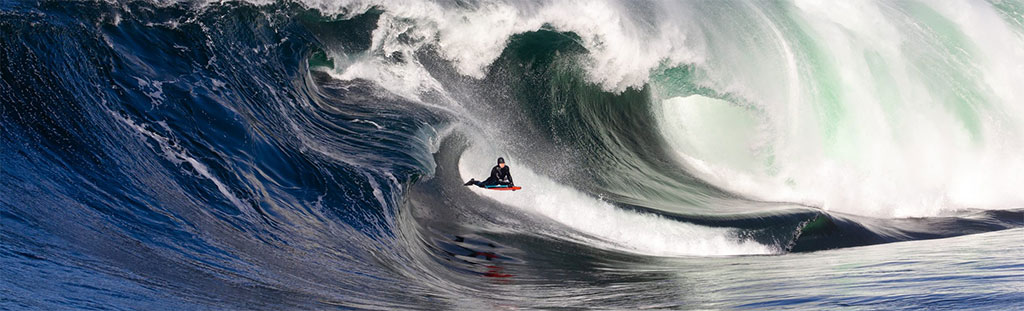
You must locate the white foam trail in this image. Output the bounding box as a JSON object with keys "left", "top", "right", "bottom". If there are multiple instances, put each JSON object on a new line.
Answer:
{"left": 458, "top": 145, "right": 774, "bottom": 257}
{"left": 110, "top": 111, "right": 250, "bottom": 214}
{"left": 350, "top": 119, "right": 383, "bottom": 129}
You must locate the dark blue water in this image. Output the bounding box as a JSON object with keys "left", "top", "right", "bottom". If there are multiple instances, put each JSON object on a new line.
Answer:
{"left": 2, "top": 1, "right": 1022, "bottom": 309}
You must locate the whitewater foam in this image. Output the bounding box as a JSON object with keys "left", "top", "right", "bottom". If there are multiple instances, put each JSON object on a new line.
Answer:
{"left": 306, "top": 0, "right": 702, "bottom": 94}
{"left": 458, "top": 145, "right": 775, "bottom": 257}
{"left": 652, "top": 1, "right": 1024, "bottom": 218}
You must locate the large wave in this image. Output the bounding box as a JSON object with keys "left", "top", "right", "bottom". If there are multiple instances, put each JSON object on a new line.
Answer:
{"left": 314, "top": 0, "right": 1024, "bottom": 250}
{"left": 323, "top": 0, "right": 1024, "bottom": 217}
{"left": 3, "top": 0, "right": 1023, "bottom": 309}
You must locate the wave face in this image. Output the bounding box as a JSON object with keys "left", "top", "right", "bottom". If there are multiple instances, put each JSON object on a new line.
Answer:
{"left": 2, "top": 0, "right": 1023, "bottom": 309}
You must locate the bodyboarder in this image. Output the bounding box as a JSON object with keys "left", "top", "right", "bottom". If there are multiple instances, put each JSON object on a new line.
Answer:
{"left": 464, "top": 157, "right": 514, "bottom": 188}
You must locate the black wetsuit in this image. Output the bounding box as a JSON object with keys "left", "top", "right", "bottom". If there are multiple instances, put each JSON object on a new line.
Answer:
{"left": 471, "top": 165, "right": 513, "bottom": 187}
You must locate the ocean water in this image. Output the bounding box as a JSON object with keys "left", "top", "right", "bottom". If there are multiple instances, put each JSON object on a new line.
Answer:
{"left": 2, "top": 0, "right": 1022, "bottom": 309}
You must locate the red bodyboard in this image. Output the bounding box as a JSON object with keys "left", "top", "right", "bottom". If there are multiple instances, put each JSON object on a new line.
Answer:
{"left": 485, "top": 186, "right": 522, "bottom": 191}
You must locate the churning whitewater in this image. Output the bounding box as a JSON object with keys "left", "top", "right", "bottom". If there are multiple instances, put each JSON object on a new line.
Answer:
{"left": 2, "top": 0, "right": 1023, "bottom": 309}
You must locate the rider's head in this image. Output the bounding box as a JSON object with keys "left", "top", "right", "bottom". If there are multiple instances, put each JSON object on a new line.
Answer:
{"left": 497, "top": 157, "right": 505, "bottom": 168}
